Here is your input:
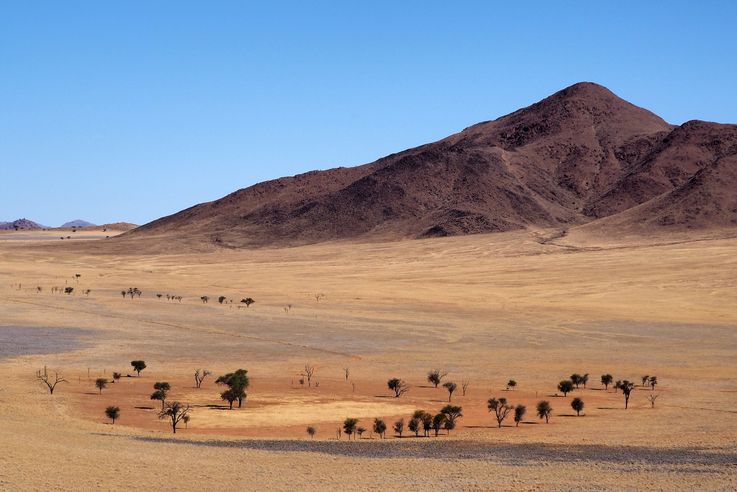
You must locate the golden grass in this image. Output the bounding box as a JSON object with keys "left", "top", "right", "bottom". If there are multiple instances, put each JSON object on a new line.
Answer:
{"left": 1, "top": 228, "right": 736, "bottom": 490}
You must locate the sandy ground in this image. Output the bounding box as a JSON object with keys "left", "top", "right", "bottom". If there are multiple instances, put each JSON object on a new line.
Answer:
{"left": 1, "top": 228, "right": 736, "bottom": 490}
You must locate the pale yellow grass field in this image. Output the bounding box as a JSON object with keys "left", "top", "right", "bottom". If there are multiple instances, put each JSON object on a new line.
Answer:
{"left": 1, "top": 228, "right": 736, "bottom": 490}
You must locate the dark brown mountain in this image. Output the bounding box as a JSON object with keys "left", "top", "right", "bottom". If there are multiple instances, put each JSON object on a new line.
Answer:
{"left": 120, "top": 82, "right": 737, "bottom": 249}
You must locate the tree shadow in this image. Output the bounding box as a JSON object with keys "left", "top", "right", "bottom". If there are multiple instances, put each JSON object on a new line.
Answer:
{"left": 134, "top": 406, "right": 155, "bottom": 410}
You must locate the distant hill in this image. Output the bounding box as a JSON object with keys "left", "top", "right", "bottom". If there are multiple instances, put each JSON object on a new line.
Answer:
{"left": 0, "top": 218, "right": 45, "bottom": 230}
{"left": 61, "top": 219, "right": 96, "bottom": 228}
{"left": 118, "top": 82, "right": 737, "bottom": 249}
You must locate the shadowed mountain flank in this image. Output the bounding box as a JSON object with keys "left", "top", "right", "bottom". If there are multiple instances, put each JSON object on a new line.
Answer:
{"left": 120, "top": 82, "right": 737, "bottom": 249}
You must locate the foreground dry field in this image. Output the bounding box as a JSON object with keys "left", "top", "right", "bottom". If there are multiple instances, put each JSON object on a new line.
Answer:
{"left": 1, "top": 228, "right": 736, "bottom": 490}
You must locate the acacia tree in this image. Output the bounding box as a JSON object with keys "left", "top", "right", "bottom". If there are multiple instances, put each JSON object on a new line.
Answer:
{"left": 440, "top": 405, "right": 463, "bottom": 434}
{"left": 506, "top": 379, "right": 517, "bottom": 391}
{"left": 387, "top": 378, "right": 409, "bottom": 397}
{"left": 393, "top": 418, "right": 405, "bottom": 437}
{"left": 150, "top": 382, "right": 171, "bottom": 410}
{"left": 487, "top": 397, "right": 513, "bottom": 428}
{"left": 558, "top": 380, "right": 574, "bottom": 396}
{"left": 302, "top": 364, "right": 315, "bottom": 387}
{"left": 618, "top": 380, "right": 635, "bottom": 409}
{"left": 427, "top": 369, "right": 447, "bottom": 388}
{"left": 570, "top": 374, "right": 583, "bottom": 388}
{"left": 443, "top": 381, "right": 457, "bottom": 402}
{"left": 649, "top": 376, "right": 658, "bottom": 389}
{"left": 343, "top": 418, "right": 358, "bottom": 440}
{"left": 581, "top": 374, "right": 590, "bottom": 388}
{"left": 408, "top": 417, "right": 421, "bottom": 437}
{"left": 461, "top": 379, "right": 470, "bottom": 396}
{"left": 647, "top": 393, "right": 659, "bottom": 408}
{"left": 37, "top": 368, "right": 66, "bottom": 394}
{"left": 373, "top": 418, "right": 387, "bottom": 438}
{"left": 159, "top": 401, "right": 190, "bottom": 434}
{"left": 601, "top": 374, "right": 613, "bottom": 390}
{"left": 537, "top": 400, "right": 552, "bottom": 423}
{"left": 112, "top": 372, "right": 122, "bottom": 383}
{"left": 220, "top": 388, "right": 238, "bottom": 409}
{"left": 130, "top": 360, "right": 146, "bottom": 377}
{"left": 241, "top": 297, "right": 255, "bottom": 307}
{"left": 95, "top": 378, "right": 108, "bottom": 394}
{"left": 194, "top": 369, "right": 211, "bottom": 388}
{"left": 514, "top": 404, "right": 526, "bottom": 427}
{"left": 641, "top": 375, "right": 650, "bottom": 387}
{"left": 306, "top": 426, "right": 316, "bottom": 439}
{"left": 421, "top": 412, "right": 433, "bottom": 437}
{"left": 571, "top": 397, "right": 584, "bottom": 416}
{"left": 105, "top": 406, "right": 120, "bottom": 424}
{"left": 216, "top": 369, "right": 249, "bottom": 408}
{"left": 432, "top": 413, "right": 446, "bottom": 436}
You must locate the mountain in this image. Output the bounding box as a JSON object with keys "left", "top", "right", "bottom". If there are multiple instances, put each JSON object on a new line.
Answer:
{"left": 61, "top": 219, "right": 96, "bottom": 228}
{"left": 119, "top": 82, "right": 737, "bottom": 249}
{"left": 0, "top": 218, "right": 45, "bottom": 230}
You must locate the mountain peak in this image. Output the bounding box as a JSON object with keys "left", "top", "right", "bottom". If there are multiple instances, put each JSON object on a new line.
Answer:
{"left": 117, "top": 83, "right": 737, "bottom": 250}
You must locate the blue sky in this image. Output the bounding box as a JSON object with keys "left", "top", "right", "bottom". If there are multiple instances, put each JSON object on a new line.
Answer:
{"left": 2, "top": 1, "right": 736, "bottom": 226}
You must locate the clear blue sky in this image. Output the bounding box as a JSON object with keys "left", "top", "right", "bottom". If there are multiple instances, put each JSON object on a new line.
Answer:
{"left": 2, "top": 1, "right": 736, "bottom": 226}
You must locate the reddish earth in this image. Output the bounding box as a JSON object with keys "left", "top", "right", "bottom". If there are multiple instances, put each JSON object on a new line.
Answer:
{"left": 116, "top": 82, "right": 737, "bottom": 250}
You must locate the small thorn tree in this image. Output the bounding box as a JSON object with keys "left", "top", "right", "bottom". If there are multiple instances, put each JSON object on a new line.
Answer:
{"left": 571, "top": 397, "right": 584, "bottom": 416}
{"left": 537, "top": 400, "right": 552, "bottom": 423}
{"left": 105, "top": 406, "right": 120, "bottom": 424}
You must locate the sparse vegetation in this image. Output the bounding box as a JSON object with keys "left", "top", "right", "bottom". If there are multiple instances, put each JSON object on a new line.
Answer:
{"left": 105, "top": 406, "right": 120, "bottom": 424}
{"left": 95, "top": 378, "right": 108, "bottom": 394}
{"left": 514, "top": 404, "right": 526, "bottom": 426}
{"left": 150, "top": 382, "right": 171, "bottom": 409}
{"left": 343, "top": 418, "right": 358, "bottom": 440}
{"left": 240, "top": 297, "right": 255, "bottom": 307}
{"left": 461, "top": 379, "right": 470, "bottom": 396}
{"left": 443, "top": 381, "right": 457, "bottom": 402}
{"left": 393, "top": 418, "right": 404, "bottom": 437}
{"left": 537, "top": 400, "right": 552, "bottom": 423}
{"left": 302, "top": 364, "right": 315, "bottom": 387}
{"left": 194, "top": 369, "right": 211, "bottom": 388}
{"left": 432, "top": 413, "right": 446, "bottom": 436}
{"left": 571, "top": 397, "right": 584, "bottom": 416}
{"left": 159, "top": 401, "right": 190, "bottom": 434}
{"left": 601, "top": 374, "right": 613, "bottom": 390}
{"left": 487, "top": 397, "right": 513, "bottom": 428}
{"left": 373, "top": 418, "right": 387, "bottom": 438}
{"left": 558, "top": 379, "right": 574, "bottom": 396}
{"left": 649, "top": 376, "right": 658, "bottom": 389}
{"left": 216, "top": 369, "right": 249, "bottom": 408}
{"left": 440, "top": 405, "right": 463, "bottom": 433}
{"left": 130, "top": 360, "right": 146, "bottom": 377}
{"left": 570, "top": 373, "right": 583, "bottom": 388}
{"left": 618, "top": 380, "right": 636, "bottom": 409}
{"left": 647, "top": 393, "right": 659, "bottom": 408}
{"left": 427, "top": 369, "right": 447, "bottom": 388}
{"left": 387, "top": 378, "right": 409, "bottom": 397}
{"left": 36, "top": 368, "right": 66, "bottom": 395}
{"left": 408, "top": 416, "right": 421, "bottom": 437}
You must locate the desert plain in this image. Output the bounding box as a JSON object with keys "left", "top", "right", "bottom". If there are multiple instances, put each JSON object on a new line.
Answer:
{"left": 1, "top": 227, "right": 736, "bottom": 490}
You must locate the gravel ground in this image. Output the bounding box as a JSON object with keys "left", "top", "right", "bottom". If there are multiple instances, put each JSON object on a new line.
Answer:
{"left": 134, "top": 436, "right": 737, "bottom": 469}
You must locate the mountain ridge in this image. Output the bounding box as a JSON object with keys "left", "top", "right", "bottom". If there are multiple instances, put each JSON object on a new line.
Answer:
{"left": 119, "top": 82, "right": 737, "bottom": 249}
